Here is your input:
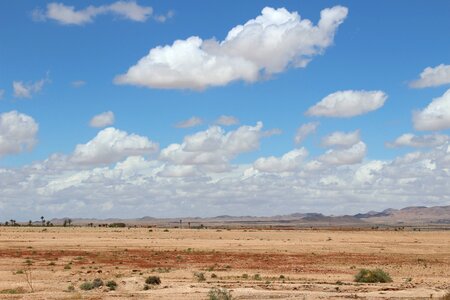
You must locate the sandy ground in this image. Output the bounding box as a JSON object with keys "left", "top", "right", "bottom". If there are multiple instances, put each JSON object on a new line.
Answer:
{"left": 0, "top": 227, "right": 449, "bottom": 299}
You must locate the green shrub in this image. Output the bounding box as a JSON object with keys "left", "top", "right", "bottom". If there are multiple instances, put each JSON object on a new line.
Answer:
{"left": 145, "top": 276, "right": 161, "bottom": 285}
{"left": 208, "top": 287, "right": 232, "bottom": 300}
{"left": 80, "top": 282, "right": 95, "bottom": 291}
{"left": 106, "top": 280, "right": 117, "bottom": 290}
{"left": 92, "top": 278, "right": 103, "bottom": 288}
{"left": 253, "top": 273, "right": 262, "bottom": 280}
{"left": 354, "top": 268, "right": 392, "bottom": 283}
{"left": 194, "top": 272, "right": 206, "bottom": 282}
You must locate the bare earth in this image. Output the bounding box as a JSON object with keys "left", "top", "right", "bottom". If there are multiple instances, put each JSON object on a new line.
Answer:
{"left": 0, "top": 227, "right": 449, "bottom": 299}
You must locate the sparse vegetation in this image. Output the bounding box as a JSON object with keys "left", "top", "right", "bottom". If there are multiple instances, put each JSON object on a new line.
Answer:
{"left": 354, "top": 268, "right": 392, "bottom": 283}
{"left": 145, "top": 276, "right": 161, "bottom": 285}
{"left": 194, "top": 272, "right": 206, "bottom": 282}
{"left": 80, "top": 282, "right": 95, "bottom": 291}
{"left": 208, "top": 287, "right": 232, "bottom": 300}
{"left": 253, "top": 273, "right": 262, "bottom": 280}
{"left": 0, "top": 287, "right": 26, "bottom": 294}
{"left": 106, "top": 280, "right": 117, "bottom": 291}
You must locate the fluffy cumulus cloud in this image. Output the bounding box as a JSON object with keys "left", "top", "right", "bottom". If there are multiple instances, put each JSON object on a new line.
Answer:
{"left": 413, "top": 89, "right": 450, "bottom": 131}
{"left": 1, "top": 121, "right": 450, "bottom": 219}
{"left": 318, "top": 141, "right": 367, "bottom": 165}
{"left": 160, "top": 122, "right": 265, "bottom": 173}
{"left": 410, "top": 64, "right": 450, "bottom": 88}
{"left": 215, "top": 115, "right": 239, "bottom": 126}
{"left": 386, "top": 133, "right": 449, "bottom": 148}
{"left": 13, "top": 77, "right": 49, "bottom": 98}
{"left": 32, "top": 1, "right": 160, "bottom": 25}
{"left": 175, "top": 116, "right": 203, "bottom": 128}
{"left": 114, "top": 6, "right": 348, "bottom": 90}
{"left": 0, "top": 111, "right": 38, "bottom": 157}
{"left": 321, "top": 130, "right": 360, "bottom": 148}
{"left": 253, "top": 148, "right": 308, "bottom": 173}
{"left": 89, "top": 111, "right": 115, "bottom": 128}
{"left": 294, "top": 122, "right": 319, "bottom": 144}
{"left": 71, "top": 127, "right": 158, "bottom": 165}
{"left": 306, "top": 90, "right": 387, "bottom": 117}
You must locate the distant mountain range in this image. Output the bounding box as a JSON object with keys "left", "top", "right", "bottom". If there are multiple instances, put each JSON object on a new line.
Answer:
{"left": 45, "top": 205, "right": 450, "bottom": 227}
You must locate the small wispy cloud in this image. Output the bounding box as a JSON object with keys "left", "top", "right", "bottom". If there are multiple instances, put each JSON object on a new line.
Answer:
{"left": 13, "top": 75, "right": 50, "bottom": 99}
{"left": 175, "top": 116, "right": 203, "bottom": 128}
{"left": 32, "top": 1, "right": 172, "bottom": 25}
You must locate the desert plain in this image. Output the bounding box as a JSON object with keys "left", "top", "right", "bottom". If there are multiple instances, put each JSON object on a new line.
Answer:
{"left": 0, "top": 226, "right": 449, "bottom": 299}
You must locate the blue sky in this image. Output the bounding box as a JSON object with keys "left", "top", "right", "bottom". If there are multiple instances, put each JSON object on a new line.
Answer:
{"left": 1, "top": 1, "right": 450, "bottom": 220}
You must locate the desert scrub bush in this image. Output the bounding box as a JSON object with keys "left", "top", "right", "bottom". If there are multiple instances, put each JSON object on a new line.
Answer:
{"left": 354, "top": 268, "right": 392, "bottom": 283}
{"left": 208, "top": 287, "right": 232, "bottom": 300}
{"left": 241, "top": 273, "right": 248, "bottom": 279}
{"left": 194, "top": 272, "right": 206, "bottom": 282}
{"left": 441, "top": 292, "right": 450, "bottom": 300}
{"left": 145, "top": 276, "right": 161, "bottom": 285}
{"left": 92, "top": 278, "right": 103, "bottom": 288}
{"left": 253, "top": 273, "right": 262, "bottom": 280}
{"left": 211, "top": 273, "right": 218, "bottom": 278}
{"left": 65, "top": 285, "right": 75, "bottom": 292}
{"left": 80, "top": 282, "right": 95, "bottom": 291}
{"left": 0, "top": 287, "right": 26, "bottom": 294}
{"left": 106, "top": 280, "right": 117, "bottom": 291}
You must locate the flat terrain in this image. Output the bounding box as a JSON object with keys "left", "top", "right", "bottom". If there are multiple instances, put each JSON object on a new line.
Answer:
{"left": 0, "top": 227, "right": 449, "bottom": 299}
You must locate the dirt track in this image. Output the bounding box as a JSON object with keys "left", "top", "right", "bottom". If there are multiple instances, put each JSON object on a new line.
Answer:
{"left": 0, "top": 227, "right": 449, "bottom": 299}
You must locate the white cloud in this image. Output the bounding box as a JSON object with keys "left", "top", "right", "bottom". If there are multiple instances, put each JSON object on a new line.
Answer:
{"left": 253, "top": 148, "right": 308, "bottom": 173}
{"left": 306, "top": 90, "right": 387, "bottom": 118}
{"left": 386, "top": 133, "right": 449, "bottom": 148}
{"left": 2, "top": 130, "right": 450, "bottom": 218}
{"left": 321, "top": 130, "right": 360, "bottom": 148}
{"left": 89, "top": 111, "right": 115, "bottom": 128}
{"left": 215, "top": 115, "right": 239, "bottom": 126}
{"left": 160, "top": 122, "right": 265, "bottom": 171}
{"left": 33, "top": 1, "right": 154, "bottom": 25}
{"left": 175, "top": 116, "right": 203, "bottom": 128}
{"left": 413, "top": 89, "right": 450, "bottom": 131}
{"left": 0, "top": 111, "right": 38, "bottom": 157}
{"left": 318, "top": 141, "right": 367, "bottom": 165}
{"left": 115, "top": 6, "right": 348, "bottom": 90}
{"left": 410, "top": 64, "right": 450, "bottom": 88}
{"left": 71, "top": 80, "right": 86, "bottom": 88}
{"left": 294, "top": 122, "right": 319, "bottom": 144}
{"left": 71, "top": 127, "right": 158, "bottom": 165}
{"left": 13, "top": 76, "right": 50, "bottom": 98}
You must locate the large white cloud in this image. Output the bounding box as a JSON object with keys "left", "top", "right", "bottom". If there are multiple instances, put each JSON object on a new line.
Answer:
{"left": 410, "top": 64, "right": 450, "bottom": 88}
{"left": 413, "top": 89, "right": 450, "bottom": 131}
{"left": 33, "top": 1, "right": 156, "bottom": 25}
{"left": 160, "top": 122, "right": 265, "bottom": 172}
{"left": 318, "top": 141, "right": 367, "bottom": 165}
{"left": 306, "top": 90, "right": 387, "bottom": 118}
{"left": 321, "top": 130, "right": 360, "bottom": 148}
{"left": 0, "top": 111, "right": 38, "bottom": 158}
{"left": 294, "top": 122, "right": 319, "bottom": 144}
{"left": 114, "top": 6, "right": 348, "bottom": 90}
{"left": 386, "top": 133, "right": 449, "bottom": 148}
{"left": 71, "top": 127, "right": 158, "bottom": 165}
{"left": 253, "top": 148, "right": 308, "bottom": 173}
{"left": 89, "top": 111, "right": 115, "bottom": 128}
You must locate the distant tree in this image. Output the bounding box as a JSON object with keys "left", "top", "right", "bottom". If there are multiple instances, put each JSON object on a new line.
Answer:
{"left": 5, "top": 221, "right": 9, "bottom": 226}
{"left": 46, "top": 221, "right": 51, "bottom": 227}
{"left": 68, "top": 219, "right": 72, "bottom": 226}
{"left": 28, "top": 220, "right": 32, "bottom": 226}
{"left": 41, "top": 216, "right": 45, "bottom": 226}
